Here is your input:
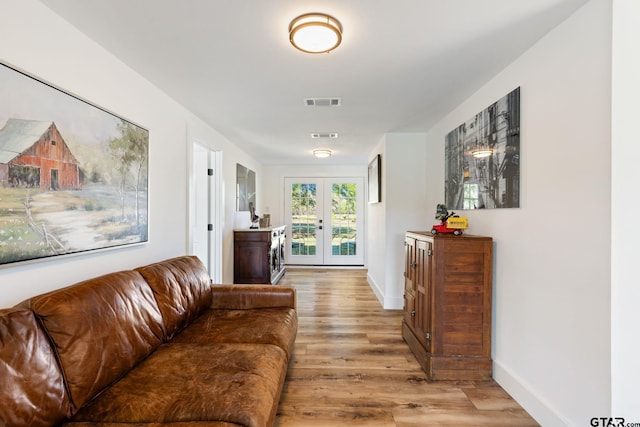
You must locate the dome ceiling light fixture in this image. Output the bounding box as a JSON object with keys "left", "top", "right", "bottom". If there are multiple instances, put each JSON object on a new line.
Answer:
{"left": 313, "top": 149, "right": 332, "bottom": 158}
{"left": 289, "top": 13, "right": 342, "bottom": 54}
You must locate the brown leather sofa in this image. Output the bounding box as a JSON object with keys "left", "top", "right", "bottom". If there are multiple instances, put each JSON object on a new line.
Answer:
{"left": 0, "top": 256, "right": 297, "bottom": 427}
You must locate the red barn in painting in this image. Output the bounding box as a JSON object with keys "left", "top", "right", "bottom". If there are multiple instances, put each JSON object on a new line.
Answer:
{"left": 0, "top": 119, "right": 82, "bottom": 190}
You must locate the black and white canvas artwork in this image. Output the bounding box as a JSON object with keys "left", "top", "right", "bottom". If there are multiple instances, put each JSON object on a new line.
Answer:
{"left": 445, "top": 87, "right": 520, "bottom": 210}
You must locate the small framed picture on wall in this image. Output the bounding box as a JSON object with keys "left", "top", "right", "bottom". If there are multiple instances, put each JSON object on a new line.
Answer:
{"left": 368, "top": 154, "right": 381, "bottom": 203}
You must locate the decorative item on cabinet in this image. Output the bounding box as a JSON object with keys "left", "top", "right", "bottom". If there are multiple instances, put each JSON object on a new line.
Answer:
{"left": 402, "top": 231, "right": 493, "bottom": 381}
{"left": 430, "top": 203, "right": 468, "bottom": 235}
{"left": 259, "top": 214, "right": 271, "bottom": 228}
{"left": 234, "top": 225, "right": 286, "bottom": 284}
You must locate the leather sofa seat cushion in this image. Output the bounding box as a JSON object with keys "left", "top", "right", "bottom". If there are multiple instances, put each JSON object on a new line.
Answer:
{"left": 19, "top": 270, "right": 165, "bottom": 412}
{"left": 71, "top": 342, "right": 288, "bottom": 427}
{"left": 171, "top": 307, "right": 297, "bottom": 360}
{"left": 0, "top": 308, "right": 71, "bottom": 427}
{"left": 136, "top": 256, "right": 212, "bottom": 340}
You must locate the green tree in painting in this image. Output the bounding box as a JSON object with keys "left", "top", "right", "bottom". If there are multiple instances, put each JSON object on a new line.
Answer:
{"left": 108, "top": 120, "right": 148, "bottom": 231}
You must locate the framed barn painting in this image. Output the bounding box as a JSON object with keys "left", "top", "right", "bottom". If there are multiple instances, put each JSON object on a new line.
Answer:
{"left": 0, "top": 62, "right": 149, "bottom": 267}
{"left": 445, "top": 87, "right": 520, "bottom": 210}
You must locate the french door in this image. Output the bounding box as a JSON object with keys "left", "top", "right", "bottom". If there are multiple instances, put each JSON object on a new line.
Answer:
{"left": 284, "top": 177, "right": 364, "bottom": 266}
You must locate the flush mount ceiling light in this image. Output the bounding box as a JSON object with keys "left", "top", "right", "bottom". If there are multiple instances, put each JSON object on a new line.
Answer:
{"left": 289, "top": 13, "right": 342, "bottom": 54}
{"left": 313, "top": 149, "right": 332, "bottom": 158}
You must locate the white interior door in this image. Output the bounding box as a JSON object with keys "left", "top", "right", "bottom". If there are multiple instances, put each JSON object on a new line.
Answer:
{"left": 285, "top": 177, "right": 364, "bottom": 266}
{"left": 189, "top": 143, "right": 222, "bottom": 283}
{"left": 192, "top": 144, "right": 209, "bottom": 265}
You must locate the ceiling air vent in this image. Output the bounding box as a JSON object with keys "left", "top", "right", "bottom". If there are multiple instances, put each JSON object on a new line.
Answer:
{"left": 304, "top": 97, "right": 342, "bottom": 107}
{"left": 311, "top": 133, "right": 339, "bottom": 139}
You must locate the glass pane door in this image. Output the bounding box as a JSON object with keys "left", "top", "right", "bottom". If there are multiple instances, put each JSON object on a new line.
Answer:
{"left": 323, "top": 178, "right": 364, "bottom": 265}
{"left": 285, "top": 179, "right": 324, "bottom": 265}
{"left": 285, "top": 177, "right": 364, "bottom": 266}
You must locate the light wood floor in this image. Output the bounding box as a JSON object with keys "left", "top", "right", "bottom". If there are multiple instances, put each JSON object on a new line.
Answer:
{"left": 275, "top": 268, "right": 539, "bottom": 427}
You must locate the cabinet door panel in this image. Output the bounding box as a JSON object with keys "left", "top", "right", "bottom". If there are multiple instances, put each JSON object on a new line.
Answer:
{"left": 403, "top": 236, "right": 416, "bottom": 331}
{"left": 234, "top": 241, "right": 269, "bottom": 282}
{"left": 415, "top": 239, "right": 431, "bottom": 349}
{"left": 404, "top": 236, "right": 416, "bottom": 294}
{"left": 403, "top": 292, "right": 415, "bottom": 329}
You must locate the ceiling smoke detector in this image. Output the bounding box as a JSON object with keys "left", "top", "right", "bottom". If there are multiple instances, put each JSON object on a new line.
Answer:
{"left": 311, "top": 132, "right": 339, "bottom": 139}
{"left": 304, "top": 97, "right": 342, "bottom": 107}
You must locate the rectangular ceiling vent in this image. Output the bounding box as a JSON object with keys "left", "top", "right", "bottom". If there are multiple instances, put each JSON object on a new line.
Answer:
{"left": 311, "top": 133, "right": 339, "bottom": 139}
{"left": 304, "top": 97, "right": 342, "bottom": 107}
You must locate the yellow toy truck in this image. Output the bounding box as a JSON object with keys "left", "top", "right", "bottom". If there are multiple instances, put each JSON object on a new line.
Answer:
{"left": 431, "top": 204, "right": 468, "bottom": 236}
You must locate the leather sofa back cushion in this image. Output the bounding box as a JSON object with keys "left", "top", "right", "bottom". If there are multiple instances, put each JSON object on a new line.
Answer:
{"left": 136, "top": 256, "right": 212, "bottom": 340}
{"left": 20, "top": 270, "right": 164, "bottom": 411}
{"left": 0, "top": 308, "right": 71, "bottom": 427}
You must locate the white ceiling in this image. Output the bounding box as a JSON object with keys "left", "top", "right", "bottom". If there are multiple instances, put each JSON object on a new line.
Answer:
{"left": 39, "top": 0, "right": 589, "bottom": 165}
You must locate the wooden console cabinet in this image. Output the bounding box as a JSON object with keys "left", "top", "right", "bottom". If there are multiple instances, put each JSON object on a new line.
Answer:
{"left": 234, "top": 225, "right": 286, "bottom": 284}
{"left": 402, "top": 231, "right": 493, "bottom": 380}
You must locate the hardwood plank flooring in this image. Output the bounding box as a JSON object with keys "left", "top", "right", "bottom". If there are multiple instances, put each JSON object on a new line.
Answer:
{"left": 275, "top": 268, "right": 539, "bottom": 427}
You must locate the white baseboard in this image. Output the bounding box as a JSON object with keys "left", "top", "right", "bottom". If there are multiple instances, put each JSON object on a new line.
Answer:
{"left": 494, "top": 360, "right": 570, "bottom": 427}
{"left": 366, "top": 272, "right": 385, "bottom": 307}
{"left": 383, "top": 296, "right": 403, "bottom": 310}
{"left": 366, "top": 272, "right": 403, "bottom": 310}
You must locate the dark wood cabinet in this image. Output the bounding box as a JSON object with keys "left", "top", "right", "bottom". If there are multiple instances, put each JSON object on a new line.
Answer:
{"left": 234, "top": 225, "right": 286, "bottom": 284}
{"left": 402, "top": 231, "right": 493, "bottom": 381}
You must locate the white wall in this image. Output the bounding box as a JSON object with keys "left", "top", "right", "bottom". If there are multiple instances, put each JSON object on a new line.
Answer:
{"left": 367, "top": 133, "right": 429, "bottom": 309}
{"left": 611, "top": 0, "right": 640, "bottom": 419}
{"left": 423, "top": 1, "right": 611, "bottom": 425}
{"left": 0, "top": 0, "right": 259, "bottom": 306}
{"left": 366, "top": 138, "right": 387, "bottom": 303}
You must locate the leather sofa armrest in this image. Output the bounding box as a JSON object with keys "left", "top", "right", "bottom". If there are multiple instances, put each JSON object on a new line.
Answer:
{"left": 210, "top": 285, "right": 296, "bottom": 310}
